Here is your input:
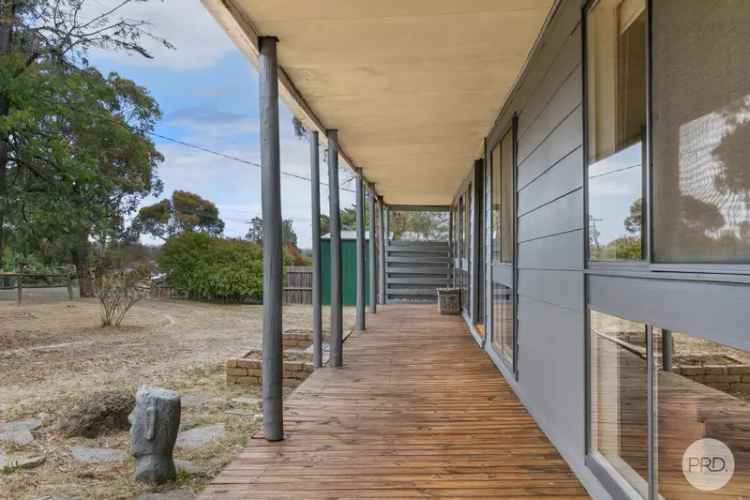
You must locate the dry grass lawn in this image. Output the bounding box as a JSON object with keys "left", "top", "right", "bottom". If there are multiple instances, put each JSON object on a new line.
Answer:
{"left": 0, "top": 291, "right": 354, "bottom": 499}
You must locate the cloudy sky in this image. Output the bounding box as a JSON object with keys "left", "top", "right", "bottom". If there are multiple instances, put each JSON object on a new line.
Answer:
{"left": 89, "top": 0, "right": 357, "bottom": 248}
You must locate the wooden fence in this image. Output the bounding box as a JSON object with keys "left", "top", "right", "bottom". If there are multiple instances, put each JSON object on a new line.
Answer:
{"left": 284, "top": 266, "right": 313, "bottom": 305}
{"left": 0, "top": 271, "right": 75, "bottom": 305}
{"left": 148, "top": 267, "right": 314, "bottom": 305}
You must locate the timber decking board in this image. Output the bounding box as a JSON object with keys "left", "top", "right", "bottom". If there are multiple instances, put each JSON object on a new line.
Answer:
{"left": 200, "top": 304, "right": 588, "bottom": 499}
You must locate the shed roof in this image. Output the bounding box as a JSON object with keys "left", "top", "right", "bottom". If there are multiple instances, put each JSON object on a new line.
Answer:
{"left": 321, "top": 230, "right": 369, "bottom": 241}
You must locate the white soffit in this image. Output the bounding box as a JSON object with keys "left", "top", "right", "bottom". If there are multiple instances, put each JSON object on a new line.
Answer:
{"left": 202, "top": 0, "right": 555, "bottom": 205}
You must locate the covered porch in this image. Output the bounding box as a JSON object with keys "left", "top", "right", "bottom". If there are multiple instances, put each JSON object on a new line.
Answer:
{"left": 200, "top": 304, "right": 586, "bottom": 499}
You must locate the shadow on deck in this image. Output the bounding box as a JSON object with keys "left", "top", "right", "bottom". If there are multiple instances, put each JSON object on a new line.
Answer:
{"left": 200, "top": 304, "right": 588, "bottom": 499}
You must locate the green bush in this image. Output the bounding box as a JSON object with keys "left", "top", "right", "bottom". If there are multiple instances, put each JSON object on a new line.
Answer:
{"left": 157, "top": 232, "right": 288, "bottom": 303}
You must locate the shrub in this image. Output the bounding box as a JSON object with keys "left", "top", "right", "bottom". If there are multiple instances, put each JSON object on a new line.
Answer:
{"left": 95, "top": 267, "right": 149, "bottom": 327}
{"left": 157, "top": 232, "right": 288, "bottom": 303}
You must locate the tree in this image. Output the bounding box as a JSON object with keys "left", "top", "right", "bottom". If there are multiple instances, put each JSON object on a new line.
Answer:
{"left": 0, "top": 0, "right": 171, "bottom": 295}
{"left": 133, "top": 191, "right": 225, "bottom": 240}
{"left": 319, "top": 214, "right": 330, "bottom": 236}
{"left": 0, "top": 0, "right": 172, "bottom": 277}
{"left": 246, "top": 217, "right": 298, "bottom": 247}
{"left": 281, "top": 219, "right": 298, "bottom": 247}
{"left": 390, "top": 211, "right": 448, "bottom": 240}
{"left": 319, "top": 205, "right": 370, "bottom": 236}
{"left": 5, "top": 67, "right": 164, "bottom": 296}
{"left": 624, "top": 198, "right": 643, "bottom": 234}
{"left": 246, "top": 216, "right": 263, "bottom": 243}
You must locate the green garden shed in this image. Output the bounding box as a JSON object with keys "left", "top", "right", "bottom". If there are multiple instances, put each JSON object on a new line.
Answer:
{"left": 321, "top": 231, "right": 370, "bottom": 306}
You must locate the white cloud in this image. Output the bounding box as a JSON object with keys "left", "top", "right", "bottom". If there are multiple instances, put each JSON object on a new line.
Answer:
{"left": 84, "top": 0, "right": 234, "bottom": 70}
{"left": 167, "top": 107, "right": 260, "bottom": 141}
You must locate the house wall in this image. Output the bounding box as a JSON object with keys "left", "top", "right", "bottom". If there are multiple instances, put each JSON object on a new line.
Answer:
{"left": 453, "top": 1, "right": 750, "bottom": 498}
{"left": 498, "top": 1, "right": 600, "bottom": 494}
{"left": 454, "top": 1, "right": 612, "bottom": 497}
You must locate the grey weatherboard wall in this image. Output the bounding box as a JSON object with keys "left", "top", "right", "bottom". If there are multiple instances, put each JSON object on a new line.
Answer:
{"left": 470, "top": 1, "right": 610, "bottom": 498}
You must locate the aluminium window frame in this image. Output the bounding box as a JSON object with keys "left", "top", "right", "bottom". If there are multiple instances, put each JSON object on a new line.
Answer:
{"left": 485, "top": 118, "right": 519, "bottom": 377}
{"left": 583, "top": 0, "right": 750, "bottom": 277}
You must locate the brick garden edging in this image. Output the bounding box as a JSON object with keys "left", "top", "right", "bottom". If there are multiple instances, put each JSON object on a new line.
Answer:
{"left": 672, "top": 364, "right": 750, "bottom": 394}
{"left": 226, "top": 351, "right": 313, "bottom": 386}
{"left": 225, "top": 328, "right": 354, "bottom": 387}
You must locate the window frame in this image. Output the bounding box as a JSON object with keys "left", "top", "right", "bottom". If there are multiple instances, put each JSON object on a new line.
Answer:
{"left": 486, "top": 117, "right": 519, "bottom": 376}
{"left": 583, "top": 0, "right": 750, "bottom": 277}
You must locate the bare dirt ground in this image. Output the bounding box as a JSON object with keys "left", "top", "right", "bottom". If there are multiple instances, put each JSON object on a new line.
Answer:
{"left": 0, "top": 290, "right": 354, "bottom": 499}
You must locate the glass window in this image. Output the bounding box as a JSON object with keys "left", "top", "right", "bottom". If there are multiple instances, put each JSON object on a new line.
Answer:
{"left": 491, "top": 143, "right": 502, "bottom": 262}
{"left": 652, "top": 0, "right": 750, "bottom": 263}
{"left": 586, "top": 0, "right": 646, "bottom": 261}
{"left": 654, "top": 328, "right": 750, "bottom": 497}
{"left": 463, "top": 188, "right": 471, "bottom": 264}
{"left": 492, "top": 283, "right": 513, "bottom": 363}
{"left": 491, "top": 130, "right": 514, "bottom": 263}
{"left": 501, "top": 131, "right": 514, "bottom": 262}
{"left": 590, "top": 309, "right": 649, "bottom": 496}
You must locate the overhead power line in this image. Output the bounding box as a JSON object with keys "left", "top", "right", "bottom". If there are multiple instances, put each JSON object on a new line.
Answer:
{"left": 27, "top": 92, "right": 356, "bottom": 194}
{"left": 148, "top": 131, "right": 356, "bottom": 193}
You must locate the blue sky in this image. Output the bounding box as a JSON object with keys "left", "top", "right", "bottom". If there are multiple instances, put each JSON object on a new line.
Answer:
{"left": 89, "top": 0, "right": 356, "bottom": 248}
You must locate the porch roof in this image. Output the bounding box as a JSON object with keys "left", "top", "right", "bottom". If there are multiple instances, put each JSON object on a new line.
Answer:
{"left": 201, "top": 0, "right": 556, "bottom": 205}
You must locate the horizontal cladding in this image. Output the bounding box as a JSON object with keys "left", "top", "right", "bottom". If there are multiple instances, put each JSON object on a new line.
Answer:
{"left": 517, "top": 188, "right": 583, "bottom": 243}
{"left": 517, "top": 25, "right": 583, "bottom": 139}
{"left": 517, "top": 269, "right": 584, "bottom": 313}
{"left": 518, "top": 146, "right": 583, "bottom": 216}
{"left": 482, "top": 1, "right": 599, "bottom": 496}
{"left": 517, "top": 107, "right": 583, "bottom": 190}
{"left": 516, "top": 295, "right": 585, "bottom": 462}
{"left": 518, "top": 229, "right": 584, "bottom": 271}
{"left": 518, "top": 63, "right": 583, "bottom": 163}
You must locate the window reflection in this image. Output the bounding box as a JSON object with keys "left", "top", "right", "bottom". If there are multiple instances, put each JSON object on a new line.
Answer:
{"left": 590, "top": 310, "right": 649, "bottom": 497}
{"left": 491, "top": 130, "right": 514, "bottom": 264}
{"left": 586, "top": 0, "right": 646, "bottom": 261}
{"left": 654, "top": 328, "right": 750, "bottom": 498}
{"left": 652, "top": 0, "right": 750, "bottom": 264}
{"left": 589, "top": 142, "right": 644, "bottom": 260}
{"left": 491, "top": 282, "right": 513, "bottom": 363}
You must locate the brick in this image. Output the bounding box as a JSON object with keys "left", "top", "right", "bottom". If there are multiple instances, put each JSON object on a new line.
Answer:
{"left": 678, "top": 366, "right": 704, "bottom": 376}
{"left": 236, "top": 376, "right": 258, "bottom": 386}
{"left": 226, "top": 359, "right": 237, "bottom": 369}
{"left": 727, "top": 365, "right": 750, "bottom": 375}
{"left": 237, "top": 359, "right": 261, "bottom": 369}
{"left": 285, "top": 361, "right": 306, "bottom": 372}
{"left": 703, "top": 365, "right": 727, "bottom": 375}
{"left": 227, "top": 368, "right": 248, "bottom": 377}
{"left": 743, "top": 375, "right": 750, "bottom": 382}
{"left": 706, "top": 382, "right": 731, "bottom": 391}
{"left": 732, "top": 383, "right": 750, "bottom": 392}
{"left": 703, "top": 375, "right": 731, "bottom": 383}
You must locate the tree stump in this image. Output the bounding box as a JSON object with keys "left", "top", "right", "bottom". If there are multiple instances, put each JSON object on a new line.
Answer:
{"left": 129, "top": 387, "right": 181, "bottom": 485}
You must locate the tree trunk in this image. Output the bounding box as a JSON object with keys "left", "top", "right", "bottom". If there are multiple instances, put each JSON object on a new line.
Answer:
{"left": 0, "top": 1, "right": 16, "bottom": 279}
{"left": 72, "top": 237, "right": 94, "bottom": 298}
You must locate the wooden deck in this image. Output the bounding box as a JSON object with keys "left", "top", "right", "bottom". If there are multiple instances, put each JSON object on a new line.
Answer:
{"left": 200, "top": 304, "right": 588, "bottom": 499}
